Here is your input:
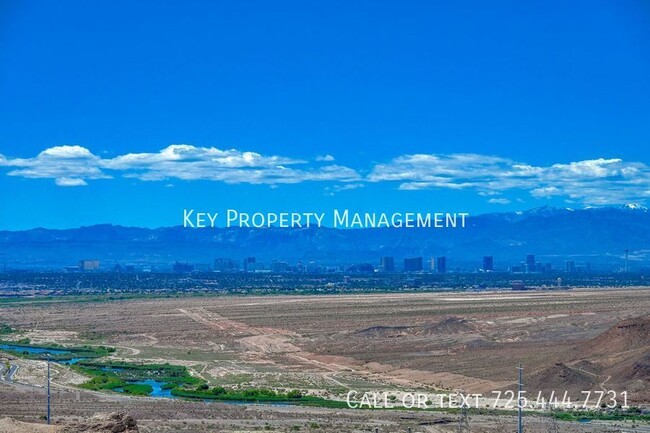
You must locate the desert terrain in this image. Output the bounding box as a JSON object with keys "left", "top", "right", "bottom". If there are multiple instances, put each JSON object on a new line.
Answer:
{"left": 1, "top": 288, "right": 648, "bottom": 432}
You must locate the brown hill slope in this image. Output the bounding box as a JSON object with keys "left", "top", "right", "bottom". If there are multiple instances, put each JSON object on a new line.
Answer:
{"left": 517, "top": 315, "right": 649, "bottom": 403}
{"left": 581, "top": 315, "right": 649, "bottom": 358}
{"left": 525, "top": 362, "right": 599, "bottom": 400}
{"left": 355, "top": 316, "right": 476, "bottom": 338}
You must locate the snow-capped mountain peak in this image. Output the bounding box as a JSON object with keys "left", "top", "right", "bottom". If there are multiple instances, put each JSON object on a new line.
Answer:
{"left": 622, "top": 203, "right": 648, "bottom": 211}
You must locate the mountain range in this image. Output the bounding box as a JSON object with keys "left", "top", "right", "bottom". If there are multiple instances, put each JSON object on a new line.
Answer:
{"left": 1, "top": 205, "right": 649, "bottom": 270}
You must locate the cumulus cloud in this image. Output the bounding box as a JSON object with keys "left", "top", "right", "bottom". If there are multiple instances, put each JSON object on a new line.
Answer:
{"left": 0, "top": 144, "right": 360, "bottom": 186}
{"left": 2, "top": 145, "right": 649, "bottom": 205}
{"left": 530, "top": 186, "right": 561, "bottom": 197}
{"left": 368, "top": 153, "right": 650, "bottom": 205}
{"left": 55, "top": 177, "right": 88, "bottom": 187}
{"left": 105, "top": 145, "right": 319, "bottom": 184}
{"left": 105, "top": 145, "right": 304, "bottom": 171}
{"left": 1, "top": 145, "right": 111, "bottom": 186}
{"left": 488, "top": 198, "right": 511, "bottom": 205}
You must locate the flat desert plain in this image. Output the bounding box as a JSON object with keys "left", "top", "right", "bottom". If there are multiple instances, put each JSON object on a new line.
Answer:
{"left": 1, "top": 288, "right": 648, "bottom": 432}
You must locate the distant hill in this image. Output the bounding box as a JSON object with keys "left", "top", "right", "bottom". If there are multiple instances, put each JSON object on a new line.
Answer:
{"left": 519, "top": 315, "right": 650, "bottom": 402}
{"left": 355, "top": 316, "right": 477, "bottom": 338}
{"left": 525, "top": 362, "right": 599, "bottom": 398}
{"left": 580, "top": 315, "right": 650, "bottom": 401}
{"left": 1, "top": 205, "right": 649, "bottom": 270}
{"left": 583, "top": 314, "right": 649, "bottom": 357}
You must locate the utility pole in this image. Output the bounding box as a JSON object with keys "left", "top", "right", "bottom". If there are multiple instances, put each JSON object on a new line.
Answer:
{"left": 517, "top": 363, "right": 523, "bottom": 433}
{"left": 46, "top": 354, "right": 51, "bottom": 425}
{"left": 458, "top": 403, "right": 470, "bottom": 433}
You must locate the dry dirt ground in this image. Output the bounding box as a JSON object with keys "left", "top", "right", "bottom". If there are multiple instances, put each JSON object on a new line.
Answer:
{"left": 1, "top": 385, "right": 648, "bottom": 433}
{"left": 0, "top": 288, "right": 648, "bottom": 432}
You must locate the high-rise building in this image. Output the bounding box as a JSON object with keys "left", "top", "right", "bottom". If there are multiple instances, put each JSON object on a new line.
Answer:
{"left": 243, "top": 257, "right": 256, "bottom": 272}
{"left": 437, "top": 256, "right": 447, "bottom": 274}
{"left": 172, "top": 262, "right": 194, "bottom": 273}
{"left": 566, "top": 260, "right": 576, "bottom": 273}
{"left": 380, "top": 256, "right": 395, "bottom": 272}
{"left": 214, "top": 258, "right": 237, "bottom": 272}
{"left": 78, "top": 259, "right": 100, "bottom": 272}
{"left": 271, "top": 260, "right": 289, "bottom": 273}
{"left": 526, "top": 254, "right": 535, "bottom": 273}
{"left": 403, "top": 257, "right": 423, "bottom": 272}
{"left": 482, "top": 256, "right": 494, "bottom": 272}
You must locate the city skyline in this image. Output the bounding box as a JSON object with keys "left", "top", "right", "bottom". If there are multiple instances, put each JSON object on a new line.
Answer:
{"left": 0, "top": 204, "right": 644, "bottom": 272}
{"left": 0, "top": 251, "right": 618, "bottom": 274}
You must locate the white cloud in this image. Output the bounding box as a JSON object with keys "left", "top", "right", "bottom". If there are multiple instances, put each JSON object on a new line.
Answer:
{"left": 488, "top": 198, "right": 511, "bottom": 205}
{"left": 548, "top": 158, "right": 625, "bottom": 178}
{"left": 2, "top": 145, "right": 649, "bottom": 206}
{"left": 0, "top": 144, "right": 360, "bottom": 186}
{"left": 369, "top": 153, "right": 650, "bottom": 205}
{"left": 2, "top": 145, "right": 111, "bottom": 186}
{"left": 106, "top": 145, "right": 325, "bottom": 184}
{"left": 105, "top": 145, "right": 304, "bottom": 171}
{"left": 55, "top": 177, "right": 88, "bottom": 187}
{"left": 39, "top": 145, "right": 96, "bottom": 159}
{"left": 531, "top": 186, "right": 561, "bottom": 197}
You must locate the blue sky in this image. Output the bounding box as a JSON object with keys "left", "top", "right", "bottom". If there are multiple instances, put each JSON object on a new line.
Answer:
{"left": 1, "top": 0, "right": 649, "bottom": 229}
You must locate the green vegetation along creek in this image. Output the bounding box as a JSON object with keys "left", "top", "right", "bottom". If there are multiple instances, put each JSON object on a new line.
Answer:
{"left": 2, "top": 341, "right": 647, "bottom": 419}
{"left": 0, "top": 339, "right": 114, "bottom": 363}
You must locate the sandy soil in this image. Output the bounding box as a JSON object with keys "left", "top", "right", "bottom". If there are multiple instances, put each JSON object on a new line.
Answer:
{"left": 1, "top": 288, "right": 648, "bottom": 431}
